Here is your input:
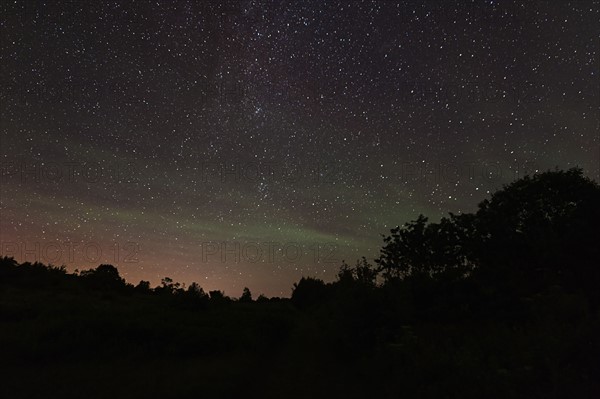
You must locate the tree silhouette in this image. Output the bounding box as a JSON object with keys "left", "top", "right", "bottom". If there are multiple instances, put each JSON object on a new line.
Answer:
{"left": 135, "top": 280, "right": 151, "bottom": 293}
{"left": 376, "top": 215, "right": 429, "bottom": 280}
{"left": 256, "top": 294, "right": 269, "bottom": 303}
{"left": 291, "top": 277, "right": 329, "bottom": 309}
{"left": 0, "top": 256, "right": 18, "bottom": 269}
{"left": 80, "top": 264, "right": 126, "bottom": 290}
{"left": 187, "top": 282, "right": 206, "bottom": 297}
{"left": 208, "top": 290, "right": 230, "bottom": 305}
{"left": 471, "top": 167, "right": 600, "bottom": 297}
{"left": 376, "top": 213, "right": 474, "bottom": 282}
{"left": 239, "top": 287, "right": 253, "bottom": 302}
{"left": 158, "top": 277, "right": 182, "bottom": 294}
{"left": 337, "top": 257, "right": 378, "bottom": 286}
{"left": 0, "top": 256, "right": 19, "bottom": 282}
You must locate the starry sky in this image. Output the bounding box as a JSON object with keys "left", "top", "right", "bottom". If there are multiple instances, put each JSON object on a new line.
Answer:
{"left": 1, "top": 0, "right": 598, "bottom": 297}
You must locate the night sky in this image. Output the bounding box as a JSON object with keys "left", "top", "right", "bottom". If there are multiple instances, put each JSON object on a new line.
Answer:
{"left": 1, "top": 0, "right": 598, "bottom": 297}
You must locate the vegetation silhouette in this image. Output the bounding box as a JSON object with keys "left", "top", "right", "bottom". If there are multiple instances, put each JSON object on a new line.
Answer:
{"left": 1, "top": 168, "right": 599, "bottom": 398}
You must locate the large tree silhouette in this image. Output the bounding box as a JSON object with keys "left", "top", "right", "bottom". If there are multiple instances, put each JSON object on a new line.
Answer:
{"left": 471, "top": 168, "right": 600, "bottom": 297}
{"left": 376, "top": 168, "right": 599, "bottom": 299}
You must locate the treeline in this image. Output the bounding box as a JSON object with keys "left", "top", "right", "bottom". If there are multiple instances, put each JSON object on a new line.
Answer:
{"left": 0, "top": 258, "right": 285, "bottom": 308}
{"left": 2, "top": 168, "right": 600, "bottom": 319}
{"left": 293, "top": 167, "right": 600, "bottom": 310}
{"left": 3, "top": 168, "right": 598, "bottom": 306}
{"left": 1, "top": 168, "right": 599, "bottom": 398}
